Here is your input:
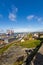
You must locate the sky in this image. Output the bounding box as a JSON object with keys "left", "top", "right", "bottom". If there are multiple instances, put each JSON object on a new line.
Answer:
{"left": 0, "top": 0, "right": 43, "bottom": 32}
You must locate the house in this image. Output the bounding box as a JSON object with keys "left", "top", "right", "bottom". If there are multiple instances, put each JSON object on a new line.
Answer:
{"left": 21, "top": 39, "right": 25, "bottom": 42}
{"left": 32, "top": 33, "right": 39, "bottom": 40}
{"left": 0, "top": 40, "right": 4, "bottom": 44}
{"left": 33, "top": 33, "right": 39, "bottom": 37}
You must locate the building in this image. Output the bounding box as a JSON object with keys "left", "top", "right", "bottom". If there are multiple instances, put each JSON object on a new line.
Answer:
{"left": 6, "top": 30, "right": 14, "bottom": 35}
{"left": 33, "top": 33, "right": 39, "bottom": 38}
{"left": 0, "top": 40, "right": 4, "bottom": 44}
{"left": 21, "top": 39, "right": 25, "bottom": 42}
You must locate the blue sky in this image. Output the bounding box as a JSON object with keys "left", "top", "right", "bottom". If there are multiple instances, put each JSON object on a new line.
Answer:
{"left": 0, "top": 0, "right": 43, "bottom": 32}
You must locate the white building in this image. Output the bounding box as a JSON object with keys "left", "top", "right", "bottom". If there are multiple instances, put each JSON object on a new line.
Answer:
{"left": 4, "top": 38, "right": 9, "bottom": 43}
{"left": 34, "top": 33, "right": 39, "bottom": 37}
{"left": 21, "top": 39, "right": 25, "bottom": 42}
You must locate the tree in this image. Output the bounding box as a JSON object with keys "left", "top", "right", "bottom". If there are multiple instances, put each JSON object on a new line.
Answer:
{"left": 28, "top": 33, "right": 32, "bottom": 38}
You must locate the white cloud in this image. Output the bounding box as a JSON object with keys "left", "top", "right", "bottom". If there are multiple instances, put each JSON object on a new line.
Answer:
{"left": 27, "top": 15, "right": 34, "bottom": 20}
{"left": 27, "top": 15, "right": 43, "bottom": 22}
{"left": 8, "top": 6, "right": 18, "bottom": 21}
{"left": 9, "top": 13, "right": 16, "bottom": 21}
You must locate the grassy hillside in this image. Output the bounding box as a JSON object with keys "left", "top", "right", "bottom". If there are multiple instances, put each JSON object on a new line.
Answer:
{"left": 19, "top": 40, "right": 41, "bottom": 48}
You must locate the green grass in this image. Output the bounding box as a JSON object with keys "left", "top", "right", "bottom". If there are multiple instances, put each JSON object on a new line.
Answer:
{"left": 0, "top": 39, "right": 41, "bottom": 55}
{"left": 19, "top": 40, "right": 41, "bottom": 48}
{"left": 0, "top": 43, "right": 14, "bottom": 55}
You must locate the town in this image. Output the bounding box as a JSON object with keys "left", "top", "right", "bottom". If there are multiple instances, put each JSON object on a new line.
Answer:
{"left": 0, "top": 30, "right": 43, "bottom": 65}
